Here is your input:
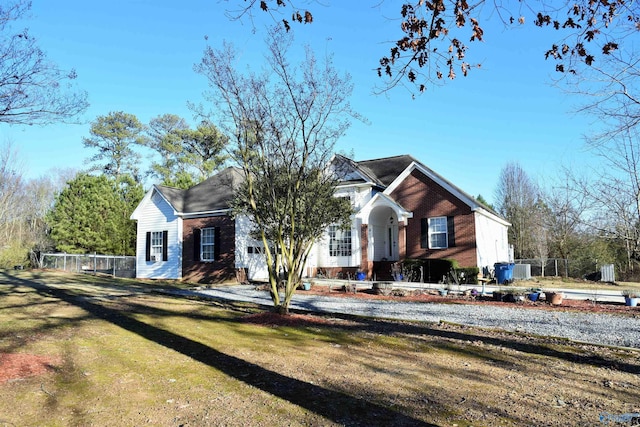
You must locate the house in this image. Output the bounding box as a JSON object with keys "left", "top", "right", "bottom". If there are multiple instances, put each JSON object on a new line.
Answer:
{"left": 130, "top": 155, "right": 510, "bottom": 283}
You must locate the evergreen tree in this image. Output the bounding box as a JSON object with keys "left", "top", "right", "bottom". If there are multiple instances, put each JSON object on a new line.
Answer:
{"left": 83, "top": 111, "right": 147, "bottom": 181}
{"left": 47, "top": 173, "right": 140, "bottom": 255}
{"left": 144, "top": 115, "right": 228, "bottom": 189}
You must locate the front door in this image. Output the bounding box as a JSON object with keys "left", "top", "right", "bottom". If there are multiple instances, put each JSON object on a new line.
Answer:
{"left": 371, "top": 224, "right": 398, "bottom": 261}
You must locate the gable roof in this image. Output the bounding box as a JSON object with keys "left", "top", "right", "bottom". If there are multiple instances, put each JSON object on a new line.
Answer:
{"left": 334, "top": 154, "right": 507, "bottom": 225}
{"left": 355, "top": 155, "right": 416, "bottom": 187}
{"left": 155, "top": 167, "right": 244, "bottom": 215}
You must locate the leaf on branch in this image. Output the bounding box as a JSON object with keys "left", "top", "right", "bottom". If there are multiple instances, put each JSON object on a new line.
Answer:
{"left": 260, "top": 1, "right": 268, "bottom": 12}
{"left": 283, "top": 19, "right": 290, "bottom": 32}
{"left": 544, "top": 44, "right": 560, "bottom": 59}
{"left": 304, "top": 11, "right": 312, "bottom": 23}
{"left": 585, "top": 54, "right": 594, "bottom": 65}
{"left": 470, "top": 18, "right": 484, "bottom": 41}
{"left": 518, "top": 16, "right": 525, "bottom": 24}
{"left": 535, "top": 13, "right": 552, "bottom": 26}
{"left": 602, "top": 42, "right": 618, "bottom": 54}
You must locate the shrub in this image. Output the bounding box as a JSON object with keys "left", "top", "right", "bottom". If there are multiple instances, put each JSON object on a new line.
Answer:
{"left": 454, "top": 267, "right": 479, "bottom": 284}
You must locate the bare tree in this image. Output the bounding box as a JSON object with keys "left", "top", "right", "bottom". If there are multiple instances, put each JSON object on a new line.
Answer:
{"left": 0, "top": 141, "right": 24, "bottom": 246}
{"left": 570, "top": 131, "right": 640, "bottom": 273}
{"left": 543, "top": 173, "right": 588, "bottom": 260}
{"left": 0, "top": 0, "right": 88, "bottom": 125}
{"left": 495, "top": 162, "right": 540, "bottom": 259}
{"left": 194, "top": 28, "right": 357, "bottom": 314}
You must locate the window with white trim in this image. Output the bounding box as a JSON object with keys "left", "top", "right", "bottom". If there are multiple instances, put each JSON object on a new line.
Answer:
{"left": 151, "top": 231, "right": 164, "bottom": 259}
{"left": 428, "top": 216, "right": 448, "bottom": 249}
{"left": 201, "top": 227, "right": 216, "bottom": 261}
{"left": 329, "top": 225, "right": 352, "bottom": 257}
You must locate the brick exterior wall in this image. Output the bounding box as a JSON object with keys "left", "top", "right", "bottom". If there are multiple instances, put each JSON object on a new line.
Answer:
{"left": 390, "top": 169, "right": 478, "bottom": 267}
{"left": 182, "top": 216, "right": 236, "bottom": 283}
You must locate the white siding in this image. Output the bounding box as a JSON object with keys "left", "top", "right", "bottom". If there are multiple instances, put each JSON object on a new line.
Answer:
{"left": 314, "top": 221, "right": 360, "bottom": 268}
{"left": 474, "top": 210, "right": 510, "bottom": 273}
{"left": 134, "top": 190, "right": 182, "bottom": 279}
{"left": 234, "top": 215, "right": 269, "bottom": 281}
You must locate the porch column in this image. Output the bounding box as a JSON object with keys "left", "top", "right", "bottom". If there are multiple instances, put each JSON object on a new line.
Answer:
{"left": 398, "top": 222, "right": 406, "bottom": 260}
{"left": 360, "top": 224, "right": 371, "bottom": 278}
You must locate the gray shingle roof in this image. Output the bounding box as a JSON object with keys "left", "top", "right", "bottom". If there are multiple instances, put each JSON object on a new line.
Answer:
{"left": 156, "top": 167, "right": 243, "bottom": 214}
{"left": 154, "top": 156, "right": 500, "bottom": 219}
{"left": 355, "top": 155, "right": 416, "bottom": 187}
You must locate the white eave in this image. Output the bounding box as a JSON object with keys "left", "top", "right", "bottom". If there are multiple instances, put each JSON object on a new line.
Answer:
{"left": 182, "top": 209, "right": 231, "bottom": 219}
{"left": 355, "top": 192, "right": 413, "bottom": 225}
{"left": 130, "top": 186, "right": 180, "bottom": 220}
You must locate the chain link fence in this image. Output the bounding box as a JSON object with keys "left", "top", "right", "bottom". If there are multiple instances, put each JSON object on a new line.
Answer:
{"left": 40, "top": 253, "right": 136, "bottom": 278}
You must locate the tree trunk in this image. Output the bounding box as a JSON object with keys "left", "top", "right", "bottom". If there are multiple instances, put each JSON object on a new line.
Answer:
{"left": 274, "top": 303, "right": 289, "bottom": 315}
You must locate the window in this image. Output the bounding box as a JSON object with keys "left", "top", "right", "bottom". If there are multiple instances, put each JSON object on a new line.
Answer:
{"left": 201, "top": 227, "right": 216, "bottom": 261}
{"left": 329, "top": 225, "right": 352, "bottom": 257}
{"left": 193, "top": 227, "right": 219, "bottom": 262}
{"left": 146, "top": 230, "right": 168, "bottom": 262}
{"left": 420, "top": 217, "right": 455, "bottom": 250}
{"left": 428, "top": 217, "right": 448, "bottom": 249}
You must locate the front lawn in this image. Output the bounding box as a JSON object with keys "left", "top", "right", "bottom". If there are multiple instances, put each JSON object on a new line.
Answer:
{"left": 0, "top": 270, "right": 638, "bottom": 426}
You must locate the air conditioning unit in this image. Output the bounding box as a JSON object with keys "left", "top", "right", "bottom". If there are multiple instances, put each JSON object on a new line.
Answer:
{"left": 150, "top": 254, "right": 159, "bottom": 262}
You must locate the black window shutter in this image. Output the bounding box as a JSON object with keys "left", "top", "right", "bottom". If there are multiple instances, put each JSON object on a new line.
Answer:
{"left": 420, "top": 218, "right": 428, "bottom": 248}
{"left": 162, "top": 230, "right": 168, "bottom": 261}
{"left": 193, "top": 228, "right": 201, "bottom": 262}
{"left": 214, "top": 227, "right": 221, "bottom": 260}
{"left": 447, "top": 216, "right": 456, "bottom": 247}
{"left": 145, "top": 232, "right": 151, "bottom": 261}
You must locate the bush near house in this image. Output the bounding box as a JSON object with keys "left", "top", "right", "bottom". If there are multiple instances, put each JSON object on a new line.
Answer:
{"left": 400, "top": 259, "right": 478, "bottom": 284}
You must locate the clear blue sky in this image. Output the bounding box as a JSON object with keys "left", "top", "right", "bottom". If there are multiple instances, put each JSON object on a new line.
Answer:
{"left": 1, "top": 0, "right": 599, "bottom": 205}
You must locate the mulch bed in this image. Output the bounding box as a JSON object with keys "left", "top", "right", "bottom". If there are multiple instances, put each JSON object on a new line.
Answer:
{"left": 0, "top": 353, "right": 61, "bottom": 383}
{"left": 300, "top": 285, "right": 640, "bottom": 315}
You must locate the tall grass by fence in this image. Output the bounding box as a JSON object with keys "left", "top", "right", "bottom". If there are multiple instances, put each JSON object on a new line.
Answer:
{"left": 40, "top": 253, "right": 136, "bottom": 278}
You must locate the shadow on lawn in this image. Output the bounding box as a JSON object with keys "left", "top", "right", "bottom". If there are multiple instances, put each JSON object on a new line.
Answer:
{"left": 1, "top": 271, "right": 436, "bottom": 427}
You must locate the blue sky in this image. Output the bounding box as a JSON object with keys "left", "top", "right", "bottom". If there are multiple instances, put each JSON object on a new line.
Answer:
{"left": 1, "top": 0, "right": 599, "bottom": 204}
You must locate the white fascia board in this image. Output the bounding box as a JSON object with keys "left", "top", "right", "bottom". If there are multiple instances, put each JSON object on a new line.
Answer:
{"left": 474, "top": 206, "right": 511, "bottom": 227}
{"left": 335, "top": 182, "right": 374, "bottom": 190}
{"left": 385, "top": 161, "right": 482, "bottom": 212}
{"left": 182, "top": 209, "right": 231, "bottom": 219}
{"left": 355, "top": 192, "right": 413, "bottom": 224}
{"left": 130, "top": 186, "right": 181, "bottom": 219}
{"left": 130, "top": 188, "right": 153, "bottom": 220}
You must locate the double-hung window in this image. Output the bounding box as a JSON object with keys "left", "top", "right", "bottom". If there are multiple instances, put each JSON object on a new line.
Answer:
{"left": 200, "top": 227, "right": 216, "bottom": 261}
{"left": 329, "top": 225, "right": 352, "bottom": 257}
{"left": 151, "top": 232, "right": 164, "bottom": 259}
{"left": 428, "top": 217, "right": 448, "bottom": 249}
{"left": 146, "top": 230, "right": 168, "bottom": 262}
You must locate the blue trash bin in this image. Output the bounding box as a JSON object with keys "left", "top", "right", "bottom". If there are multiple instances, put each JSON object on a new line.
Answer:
{"left": 494, "top": 262, "right": 515, "bottom": 284}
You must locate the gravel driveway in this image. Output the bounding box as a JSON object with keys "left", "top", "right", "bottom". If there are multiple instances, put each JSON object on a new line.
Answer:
{"left": 187, "top": 286, "right": 640, "bottom": 349}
